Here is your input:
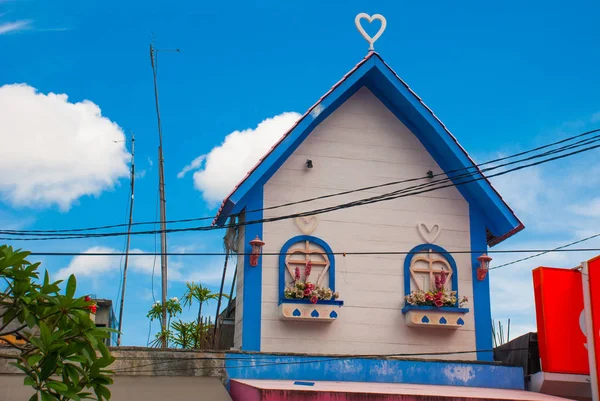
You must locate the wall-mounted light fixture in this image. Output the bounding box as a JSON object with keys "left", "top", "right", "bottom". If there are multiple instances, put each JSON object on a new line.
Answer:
{"left": 426, "top": 170, "right": 434, "bottom": 179}
{"left": 306, "top": 159, "right": 313, "bottom": 169}
{"left": 249, "top": 236, "right": 265, "bottom": 267}
{"left": 476, "top": 253, "right": 492, "bottom": 281}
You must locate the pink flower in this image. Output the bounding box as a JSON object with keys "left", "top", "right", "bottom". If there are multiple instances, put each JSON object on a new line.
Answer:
{"left": 305, "top": 260, "right": 312, "bottom": 280}
{"left": 440, "top": 270, "right": 448, "bottom": 286}
{"left": 294, "top": 266, "right": 301, "bottom": 281}
{"left": 425, "top": 294, "right": 433, "bottom": 301}
{"left": 434, "top": 300, "right": 444, "bottom": 308}
{"left": 310, "top": 296, "right": 318, "bottom": 304}
{"left": 304, "top": 289, "right": 311, "bottom": 296}
{"left": 306, "top": 283, "right": 315, "bottom": 291}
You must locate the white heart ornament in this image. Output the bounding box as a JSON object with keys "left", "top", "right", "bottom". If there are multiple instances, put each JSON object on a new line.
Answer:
{"left": 295, "top": 216, "right": 319, "bottom": 235}
{"left": 417, "top": 223, "right": 441, "bottom": 244}
{"left": 355, "top": 13, "right": 387, "bottom": 51}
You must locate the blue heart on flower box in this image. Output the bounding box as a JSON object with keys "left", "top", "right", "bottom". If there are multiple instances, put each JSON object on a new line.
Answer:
{"left": 292, "top": 309, "right": 301, "bottom": 317}
{"left": 421, "top": 316, "right": 429, "bottom": 323}
{"left": 439, "top": 317, "right": 447, "bottom": 324}
{"left": 311, "top": 310, "right": 320, "bottom": 318}
{"left": 329, "top": 311, "right": 338, "bottom": 318}
{"left": 457, "top": 318, "right": 465, "bottom": 326}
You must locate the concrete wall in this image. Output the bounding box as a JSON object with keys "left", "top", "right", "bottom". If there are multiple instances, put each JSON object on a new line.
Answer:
{"left": 259, "top": 86, "right": 475, "bottom": 357}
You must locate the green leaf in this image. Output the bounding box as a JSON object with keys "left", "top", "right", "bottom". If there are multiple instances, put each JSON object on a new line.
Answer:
{"left": 39, "top": 321, "right": 51, "bottom": 351}
{"left": 95, "top": 384, "right": 111, "bottom": 401}
{"left": 26, "top": 313, "right": 37, "bottom": 329}
{"left": 46, "top": 381, "right": 68, "bottom": 392}
{"left": 66, "top": 275, "right": 76, "bottom": 299}
{"left": 24, "top": 376, "right": 36, "bottom": 386}
{"left": 97, "top": 340, "right": 110, "bottom": 360}
{"left": 65, "top": 355, "right": 87, "bottom": 363}
{"left": 40, "top": 391, "right": 58, "bottom": 401}
{"left": 28, "top": 393, "right": 38, "bottom": 401}
{"left": 65, "top": 364, "right": 80, "bottom": 386}
{"left": 28, "top": 354, "right": 43, "bottom": 366}
{"left": 40, "top": 353, "right": 58, "bottom": 380}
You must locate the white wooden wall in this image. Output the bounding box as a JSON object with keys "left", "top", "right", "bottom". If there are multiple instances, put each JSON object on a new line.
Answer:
{"left": 259, "top": 86, "right": 476, "bottom": 358}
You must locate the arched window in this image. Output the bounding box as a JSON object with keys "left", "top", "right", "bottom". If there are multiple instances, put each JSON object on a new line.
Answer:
{"left": 404, "top": 244, "right": 459, "bottom": 305}
{"left": 278, "top": 235, "right": 336, "bottom": 303}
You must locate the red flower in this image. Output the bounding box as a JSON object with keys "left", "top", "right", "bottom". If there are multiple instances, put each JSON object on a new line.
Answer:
{"left": 434, "top": 292, "right": 442, "bottom": 300}
{"left": 310, "top": 296, "right": 318, "bottom": 304}
{"left": 434, "top": 300, "right": 444, "bottom": 308}
{"left": 90, "top": 305, "right": 97, "bottom": 314}
{"left": 294, "top": 266, "right": 301, "bottom": 281}
{"left": 304, "top": 289, "right": 311, "bottom": 296}
{"left": 306, "top": 283, "right": 315, "bottom": 291}
{"left": 425, "top": 294, "right": 433, "bottom": 301}
{"left": 305, "top": 260, "right": 312, "bottom": 279}
{"left": 84, "top": 295, "right": 91, "bottom": 302}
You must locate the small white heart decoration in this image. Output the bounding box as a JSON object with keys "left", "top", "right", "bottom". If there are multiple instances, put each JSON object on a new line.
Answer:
{"left": 355, "top": 13, "right": 387, "bottom": 51}
{"left": 417, "top": 223, "right": 441, "bottom": 244}
{"left": 295, "top": 216, "right": 319, "bottom": 235}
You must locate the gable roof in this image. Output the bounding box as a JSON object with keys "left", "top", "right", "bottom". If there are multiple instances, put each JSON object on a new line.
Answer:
{"left": 213, "top": 52, "right": 523, "bottom": 246}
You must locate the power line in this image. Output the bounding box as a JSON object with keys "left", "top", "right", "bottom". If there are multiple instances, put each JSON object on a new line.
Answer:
{"left": 21, "top": 248, "right": 600, "bottom": 257}
{"left": 2, "top": 138, "right": 600, "bottom": 242}
{"left": 490, "top": 232, "right": 600, "bottom": 270}
{"left": 3, "top": 127, "right": 600, "bottom": 236}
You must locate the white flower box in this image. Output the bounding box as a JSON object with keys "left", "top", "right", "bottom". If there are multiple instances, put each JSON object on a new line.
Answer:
{"left": 402, "top": 305, "right": 469, "bottom": 329}
{"left": 279, "top": 299, "right": 343, "bottom": 322}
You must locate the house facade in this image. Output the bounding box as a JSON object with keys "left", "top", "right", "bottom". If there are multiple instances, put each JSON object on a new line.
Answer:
{"left": 214, "top": 51, "right": 523, "bottom": 370}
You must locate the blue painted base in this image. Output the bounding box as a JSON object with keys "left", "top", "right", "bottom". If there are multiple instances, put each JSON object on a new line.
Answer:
{"left": 225, "top": 353, "right": 524, "bottom": 390}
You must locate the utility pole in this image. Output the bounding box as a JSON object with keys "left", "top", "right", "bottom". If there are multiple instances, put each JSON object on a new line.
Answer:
{"left": 150, "top": 44, "right": 169, "bottom": 348}
{"left": 117, "top": 134, "right": 135, "bottom": 346}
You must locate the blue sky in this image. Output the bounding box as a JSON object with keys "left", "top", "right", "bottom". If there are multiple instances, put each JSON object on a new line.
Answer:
{"left": 1, "top": 0, "right": 600, "bottom": 345}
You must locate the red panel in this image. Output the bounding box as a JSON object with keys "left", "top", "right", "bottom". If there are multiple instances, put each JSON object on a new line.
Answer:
{"left": 588, "top": 256, "right": 600, "bottom": 386}
{"left": 532, "top": 267, "right": 589, "bottom": 374}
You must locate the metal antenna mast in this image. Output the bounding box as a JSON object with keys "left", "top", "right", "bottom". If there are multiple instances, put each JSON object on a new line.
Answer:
{"left": 117, "top": 134, "right": 135, "bottom": 346}
{"left": 149, "top": 44, "right": 179, "bottom": 348}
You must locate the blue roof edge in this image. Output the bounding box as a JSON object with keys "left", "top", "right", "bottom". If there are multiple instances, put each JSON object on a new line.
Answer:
{"left": 213, "top": 53, "right": 523, "bottom": 245}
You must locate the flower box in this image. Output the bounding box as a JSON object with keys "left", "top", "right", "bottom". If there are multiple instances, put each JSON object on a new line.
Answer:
{"left": 279, "top": 299, "right": 343, "bottom": 322}
{"left": 402, "top": 305, "right": 469, "bottom": 329}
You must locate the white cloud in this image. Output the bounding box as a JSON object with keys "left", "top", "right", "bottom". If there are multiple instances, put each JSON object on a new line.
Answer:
{"left": 57, "top": 246, "right": 235, "bottom": 287}
{"left": 0, "top": 84, "right": 130, "bottom": 210}
{"left": 570, "top": 197, "right": 600, "bottom": 218}
{"left": 179, "top": 112, "right": 301, "bottom": 205}
{"left": 177, "top": 155, "right": 205, "bottom": 179}
{"left": 56, "top": 246, "right": 158, "bottom": 281}
{"left": 0, "top": 20, "right": 31, "bottom": 35}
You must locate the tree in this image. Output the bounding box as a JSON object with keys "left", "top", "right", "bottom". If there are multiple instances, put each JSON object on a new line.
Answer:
{"left": 146, "top": 297, "right": 181, "bottom": 348}
{"left": 181, "top": 282, "right": 227, "bottom": 326}
{"left": 0, "top": 245, "right": 115, "bottom": 401}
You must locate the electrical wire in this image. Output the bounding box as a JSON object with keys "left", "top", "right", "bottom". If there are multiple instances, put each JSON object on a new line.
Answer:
{"left": 2, "top": 138, "right": 600, "bottom": 242}
{"left": 490, "top": 232, "right": 600, "bottom": 270}
{"left": 20, "top": 248, "right": 600, "bottom": 257}
{"left": 2, "top": 127, "right": 600, "bottom": 236}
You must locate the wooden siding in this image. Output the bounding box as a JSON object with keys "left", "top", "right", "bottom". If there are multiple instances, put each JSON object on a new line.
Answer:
{"left": 260, "top": 86, "right": 475, "bottom": 358}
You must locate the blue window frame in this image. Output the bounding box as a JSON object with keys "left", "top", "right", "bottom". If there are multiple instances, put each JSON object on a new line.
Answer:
{"left": 278, "top": 235, "right": 340, "bottom": 305}
{"left": 404, "top": 243, "right": 460, "bottom": 306}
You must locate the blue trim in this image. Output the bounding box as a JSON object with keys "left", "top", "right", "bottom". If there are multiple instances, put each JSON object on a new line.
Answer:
{"left": 280, "top": 299, "right": 344, "bottom": 306}
{"left": 225, "top": 353, "right": 525, "bottom": 390}
{"left": 214, "top": 54, "right": 521, "bottom": 246}
{"left": 278, "top": 235, "right": 336, "bottom": 303}
{"left": 470, "top": 204, "right": 493, "bottom": 361}
{"left": 241, "top": 187, "right": 263, "bottom": 352}
{"left": 401, "top": 305, "right": 469, "bottom": 314}
{"left": 403, "top": 244, "right": 460, "bottom": 305}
